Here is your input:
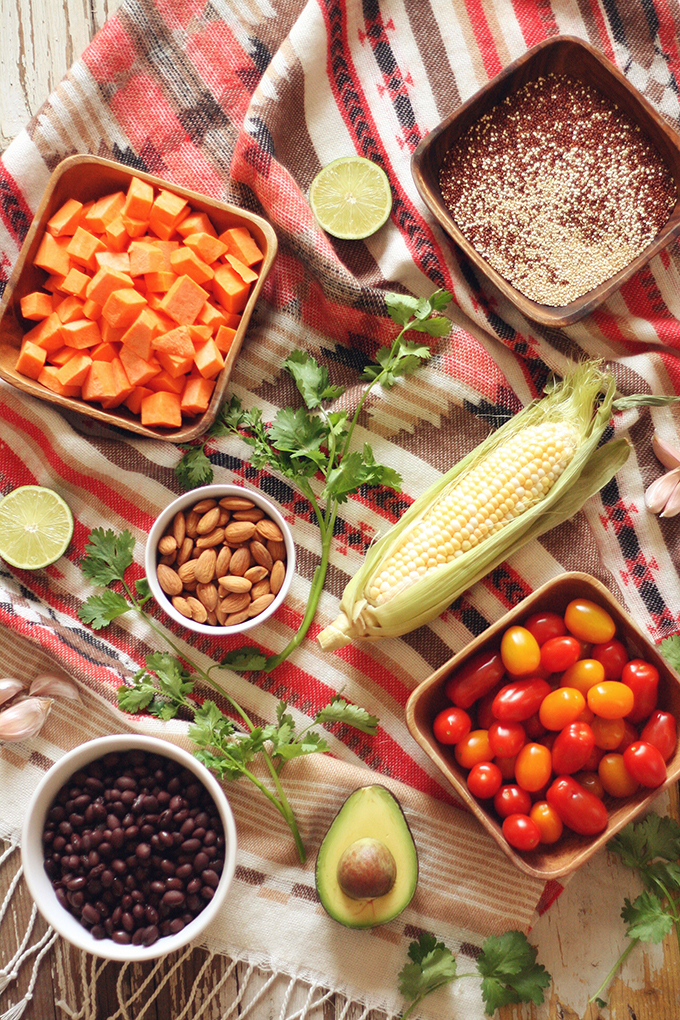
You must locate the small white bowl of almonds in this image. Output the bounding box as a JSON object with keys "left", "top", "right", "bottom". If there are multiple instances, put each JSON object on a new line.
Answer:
{"left": 145, "top": 484, "right": 295, "bottom": 635}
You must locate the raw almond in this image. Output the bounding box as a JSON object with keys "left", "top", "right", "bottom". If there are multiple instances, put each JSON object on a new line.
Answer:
{"left": 250, "top": 541, "right": 273, "bottom": 571}
{"left": 158, "top": 534, "right": 178, "bottom": 556}
{"left": 233, "top": 508, "right": 265, "bottom": 522}
{"left": 244, "top": 565, "right": 269, "bottom": 583}
{"left": 270, "top": 559, "right": 286, "bottom": 595}
{"left": 256, "top": 519, "right": 284, "bottom": 543}
{"left": 173, "top": 511, "right": 186, "bottom": 547}
{"left": 176, "top": 537, "right": 194, "bottom": 567}
{"left": 267, "top": 539, "right": 287, "bottom": 562}
{"left": 229, "top": 547, "right": 252, "bottom": 576}
{"left": 225, "top": 609, "right": 251, "bottom": 626}
{"left": 206, "top": 609, "right": 218, "bottom": 626}
{"left": 196, "top": 582, "right": 219, "bottom": 612}
{"left": 248, "top": 593, "right": 276, "bottom": 617}
{"left": 185, "top": 510, "right": 201, "bottom": 538}
{"left": 216, "top": 546, "right": 232, "bottom": 576}
{"left": 177, "top": 560, "right": 197, "bottom": 585}
{"left": 171, "top": 595, "right": 193, "bottom": 618}
{"left": 218, "top": 508, "right": 230, "bottom": 527}
{"left": 219, "top": 496, "right": 254, "bottom": 510}
{"left": 219, "top": 576, "right": 252, "bottom": 594}
{"left": 195, "top": 528, "right": 225, "bottom": 549}
{"left": 194, "top": 549, "right": 217, "bottom": 584}
{"left": 196, "top": 507, "right": 221, "bottom": 535}
{"left": 159, "top": 553, "right": 176, "bottom": 566}
{"left": 219, "top": 592, "right": 251, "bottom": 614}
{"left": 224, "top": 521, "right": 257, "bottom": 544}
{"left": 193, "top": 498, "right": 218, "bottom": 514}
{"left": 157, "top": 564, "right": 183, "bottom": 596}
{"left": 187, "top": 596, "right": 208, "bottom": 623}
{"left": 251, "top": 579, "right": 271, "bottom": 600}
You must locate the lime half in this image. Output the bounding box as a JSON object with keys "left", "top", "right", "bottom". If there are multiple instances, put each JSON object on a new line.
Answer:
{"left": 0, "top": 486, "right": 74, "bottom": 569}
{"left": 309, "top": 156, "right": 392, "bottom": 240}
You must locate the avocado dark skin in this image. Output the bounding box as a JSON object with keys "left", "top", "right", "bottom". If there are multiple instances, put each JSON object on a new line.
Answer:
{"left": 315, "top": 785, "right": 418, "bottom": 929}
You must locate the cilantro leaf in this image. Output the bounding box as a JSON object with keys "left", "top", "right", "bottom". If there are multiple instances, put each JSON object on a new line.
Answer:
{"left": 80, "top": 528, "right": 135, "bottom": 586}
{"left": 398, "top": 933, "right": 458, "bottom": 1010}
{"left": 660, "top": 634, "right": 680, "bottom": 672}
{"left": 385, "top": 292, "right": 421, "bottom": 326}
{"left": 315, "top": 695, "right": 379, "bottom": 735}
{"left": 145, "top": 652, "right": 194, "bottom": 702}
{"left": 284, "top": 350, "right": 344, "bottom": 408}
{"left": 477, "top": 932, "right": 550, "bottom": 1016}
{"left": 135, "top": 578, "right": 152, "bottom": 602}
{"left": 175, "top": 444, "right": 214, "bottom": 490}
{"left": 268, "top": 407, "right": 329, "bottom": 468}
{"left": 117, "top": 681, "right": 156, "bottom": 714}
{"left": 324, "top": 445, "right": 401, "bottom": 503}
{"left": 78, "top": 591, "right": 131, "bottom": 629}
{"left": 621, "top": 891, "right": 674, "bottom": 943}
{"left": 609, "top": 815, "right": 680, "bottom": 871}
{"left": 221, "top": 646, "right": 270, "bottom": 671}
{"left": 189, "top": 700, "right": 237, "bottom": 749}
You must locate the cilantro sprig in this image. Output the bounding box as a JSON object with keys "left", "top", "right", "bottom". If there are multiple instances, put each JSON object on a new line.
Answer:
{"left": 78, "top": 528, "right": 377, "bottom": 862}
{"left": 398, "top": 930, "right": 550, "bottom": 1018}
{"left": 175, "top": 289, "right": 452, "bottom": 673}
{"left": 589, "top": 814, "right": 680, "bottom": 1006}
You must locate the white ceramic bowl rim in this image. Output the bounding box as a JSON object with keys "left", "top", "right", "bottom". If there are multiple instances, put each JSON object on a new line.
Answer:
{"left": 145, "top": 483, "right": 296, "bottom": 635}
{"left": 21, "top": 734, "right": 237, "bottom": 961}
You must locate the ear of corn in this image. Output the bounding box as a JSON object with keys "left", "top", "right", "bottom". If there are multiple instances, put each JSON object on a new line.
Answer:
{"left": 317, "top": 362, "right": 629, "bottom": 651}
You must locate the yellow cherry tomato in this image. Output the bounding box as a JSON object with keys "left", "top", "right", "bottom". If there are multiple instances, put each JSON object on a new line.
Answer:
{"left": 587, "top": 681, "right": 635, "bottom": 720}
{"left": 530, "top": 801, "right": 564, "bottom": 844}
{"left": 591, "top": 715, "right": 626, "bottom": 750}
{"left": 454, "top": 729, "right": 492, "bottom": 769}
{"left": 538, "top": 687, "right": 586, "bottom": 730}
{"left": 560, "top": 658, "right": 605, "bottom": 696}
{"left": 564, "top": 599, "right": 616, "bottom": 644}
{"left": 500, "top": 626, "right": 541, "bottom": 676}
{"left": 598, "top": 753, "right": 639, "bottom": 797}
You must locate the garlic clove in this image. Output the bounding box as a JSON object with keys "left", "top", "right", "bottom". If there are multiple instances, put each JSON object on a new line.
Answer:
{"left": 0, "top": 678, "right": 24, "bottom": 707}
{"left": 0, "top": 697, "right": 52, "bottom": 742}
{"left": 645, "top": 467, "right": 680, "bottom": 513}
{"left": 660, "top": 477, "right": 680, "bottom": 518}
{"left": 653, "top": 433, "right": 680, "bottom": 470}
{"left": 29, "top": 674, "right": 81, "bottom": 701}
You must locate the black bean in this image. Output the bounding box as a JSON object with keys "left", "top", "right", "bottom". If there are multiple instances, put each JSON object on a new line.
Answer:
{"left": 161, "top": 889, "right": 185, "bottom": 907}
{"left": 81, "top": 903, "right": 101, "bottom": 926}
{"left": 181, "top": 839, "right": 201, "bottom": 854}
{"left": 201, "top": 869, "right": 219, "bottom": 889}
{"left": 135, "top": 843, "right": 151, "bottom": 860}
{"left": 112, "top": 931, "right": 131, "bottom": 945}
{"left": 142, "top": 925, "right": 159, "bottom": 946}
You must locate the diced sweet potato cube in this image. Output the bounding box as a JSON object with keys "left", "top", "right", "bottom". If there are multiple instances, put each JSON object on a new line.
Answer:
{"left": 193, "top": 338, "right": 224, "bottom": 379}
{"left": 83, "top": 299, "right": 103, "bottom": 320}
{"left": 101, "top": 288, "right": 147, "bottom": 328}
{"left": 156, "top": 349, "right": 194, "bottom": 378}
{"left": 146, "top": 369, "right": 185, "bottom": 394}
{"left": 48, "top": 346, "right": 79, "bottom": 366}
{"left": 61, "top": 267, "right": 91, "bottom": 299}
{"left": 160, "top": 275, "right": 208, "bottom": 325}
{"left": 20, "top": 292, "right": 53, "bottom": 321}
{"left": 95, "top": 251, "right": 131, "bottom": 273}
{"left": 212, "top": 264, "right": 250, "bottom": 313}
{"left": 121, "top": 214, "right": 149, "bottom": 239}
{"left": 119, "top": 344, "right": 161, "bottom": 386}
{"left": 37, "top": 365, "right": 80, "bottom": 397}
{"left": 100, "top": 357, "right": 134, "bottom": 408}
{"left": 56, "top": 351, "right": 93, "bottom": 388}
{"left": 105, "top": 216, "right": 130, "bottom": 252}
{"left": 46, "top": 198, "right": 84, "bottom": 238}
{"left": 124, "top": 386, "right": 154, "bottom": 415}
{"left": 67, "top": 227, "right": 106, "bottom": 270}
{"left": 120, "top": 306, "right": 159, "bottom": 361}
{"left": 26, "top": 313, "right": 64, "bottom": 353}
{"left": 169, "top": 247, "right": 213, "bottom": 286}
{"left": 16, "top": 340, "right": 47, "bottom": 379}
{"left": 225, "top": 253, "right": 258, "bottom": 284}
{"left": 83, "top": 191, "right": 125, "bottom": 233}
{"left": 128, "top": 241, "right": 165, "bottom": 277}
{"left": 60, "top": 318, "right": 102, "bottom": 349}
{"left": 81, "top": 360, "right": 113, "bottom": 403}
{"left": 183, "top": 232, "right": 228, "bottom": 264}
{"left": 86, "top": 267, "right": 135, "bottom": 307}
{"left": 91, "top": 341, "right": 119, "bottom": 363}
{"left": 177, "top": 211, "right": 216, "bottom": 238}
{"left": 214, "top": 324, "right": 237, "bottom": 355}
{"left": 144, "top": 270, "right": 177, "bottom": 293}
{"left": 123, "top": 177, "right": 154, "bottom": 222}
{"left": 43, "top": 274, "right": 67, "bottom": 294}
{"left": 219, "top": 226, "right": 263, "bottom": 266}
{"left": 181, "top": 374, "right": 215, "bottom": 416}
{"left": 34, "top": 232, "right": 71, "bottom": 277}
{"left": 148, "top": 190, "right": 189, "bottom": 239}
{"left": 152, "top": 325, "right": 194, "bottom": 359}
{"left": 188, "top": 325, "right": 211, "bottom": 346}
{"left": 140, "top": 390, "right": 182, "bottom": 427}
{"left": 55, "top": 295, "right": 85, "bottom": 324}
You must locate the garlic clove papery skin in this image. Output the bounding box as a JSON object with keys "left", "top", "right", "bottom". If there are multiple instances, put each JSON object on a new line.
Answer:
{"left": 0, "top": 678, "right": 25, "bottom": 707}
{"left": 645, "top": 467, "right": 680, "bottom": 513}
{"left": 0, "top": 697, "right": 52, "bottom": 742}
{"left": 653, "top": 433, "right": 680, "bottom": 471}
{"left": 660, "top": 477, "right": 680, "bottom": 518}
{"left": 29, "top": 674, "right": 81, "bottom": 701}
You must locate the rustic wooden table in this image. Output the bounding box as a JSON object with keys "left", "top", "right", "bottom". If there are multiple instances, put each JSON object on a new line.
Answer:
{"left": 2, "top": 2, "right": 680, "bottom": 1017}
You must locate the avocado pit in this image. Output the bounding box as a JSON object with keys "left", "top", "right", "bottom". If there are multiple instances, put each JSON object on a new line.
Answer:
{"left": 337, "top": 837, "right": 396, "bottom": 900}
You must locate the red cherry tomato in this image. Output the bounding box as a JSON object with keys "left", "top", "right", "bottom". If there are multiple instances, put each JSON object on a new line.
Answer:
{"left": 623, "top": 741, "right": 667, "bottom": 788}
{"left": 454, "top": 730, "right": 492, "bottom": 769}
{"left": 564, "top": 599, "right": 616, "bottom": 644}
{"left": 592, "top": 639, "right": 629, "bottom": 681}
{"left": 514, "top": 743, "right": 553, "bottom": 792}
{"left": 500, "top": 626, "right": 541, "bottom": 676}
{"left": 621, "top": 660, "right": 659, "bottom": 724}
{"left": 494, "top": 754, "right": 519, "bottom": 781}
{"left": 540, "top": 636, "right": 582, "bottom": 673}
{"left": 502, "top": 813, "right": 541, "bottom": 851}
{"left": 591, "top": 715, "right": 626, "bottom": 751}
{"left": 539, "top": 687, "right": 586, "bottom": 730}
{"left": 640, "top": 710, "right": 677, "bottom": 762}
{"left": 433, "top": 706, "right": 472, "bottom": 745}
{"left": 524, "top": 711, "right": 547, "bottom": 740}
{"left": 551, "top": 722, "right": 596, "bottom": 774}
{"left": 467, "top": 761, "right": 502, "bottom": 799}
{"left": 582, "top": 743, "right": 605, "bottom": 771}
{"left": 494, "top": 784, "right": 532, "bottom": 819}
{"left": 492, "top": 678, "right": 551, "bottom": 722}
{"left": 598, "top": 753, "right": 639, "bottom": 797}
{"left": 530, "top": 801, "right": 564, "bottom": 844}
{"left": 615, "top": 719, "right": 639, "bottom": 754}
{"left": 476, "top": 686, "right": 502, "bottom": 730}
{"left": 574, "top": 771, "right": 605, "bottom": 799}
{"left": 444, "top": 649, "right": 505, "bottom": 709}
{"left": 560, "top": 659, "right": 605, "bottom": 696}
{"left": 523, "top": 611, "right": 567, "bottom": 646}
{"left": 488, "top": 720, "right": 526, "bottom": 758}
{"left": 587, "top": 681, "right": 635, "bottom": 720}
{"left": 546, "top": 776, "right": 609, "bottom": 835}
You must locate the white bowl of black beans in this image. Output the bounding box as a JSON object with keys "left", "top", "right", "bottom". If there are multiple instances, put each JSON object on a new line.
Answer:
{"left": 21, "top": 734, "right": 237, "bottom": 960}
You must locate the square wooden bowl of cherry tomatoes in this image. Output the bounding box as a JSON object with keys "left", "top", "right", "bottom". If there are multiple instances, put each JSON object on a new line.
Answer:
{"left": 405, "top": 572, "right": 680, "bottom": 879}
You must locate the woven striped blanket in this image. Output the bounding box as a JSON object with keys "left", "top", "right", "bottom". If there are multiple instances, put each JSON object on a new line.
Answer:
{"left": 0, "top": 0, "right": 679, "bottom": 1017}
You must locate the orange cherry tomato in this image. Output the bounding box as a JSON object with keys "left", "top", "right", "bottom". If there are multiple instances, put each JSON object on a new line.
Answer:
{"left": 560, "top": 659, "right": 605, "bottom": 696}
{"left": 574, "top": 771, "right": 605, "bottom": 799}
{"left": 591, "top": 715, "right": 626, "bottom": 750}
{"left": 598, "top": 753, "right": 639, "bottom": 797}
{"left": 615, "top": 719, "right": 639, "bottom": 754}
{"left": 539, "top": 687, "right": 586, "bottom": 730}
{"left": 515, "top": 742, "right": 553, "bottom": 792}
{"left": 500, "top": 626, "right": 541, "bottom": 676}
{"left": 587, "top": 681, "right": 635, "bottom": 720}
{"left": 454, "top": 729, "right": 492, "bottom": 769}
{"left": 564, "top": 599, "right": 616, "bottom": 644}
{"left": 529, "top": 801, "right": 564, "bottom": 844}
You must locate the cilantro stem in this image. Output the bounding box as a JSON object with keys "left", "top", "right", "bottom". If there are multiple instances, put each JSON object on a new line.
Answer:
{"left": 401, "top": 979, "right": 461, "bottom": 1020}
{"left": 588, "top": 938, "right": 638, "bottom": 1005}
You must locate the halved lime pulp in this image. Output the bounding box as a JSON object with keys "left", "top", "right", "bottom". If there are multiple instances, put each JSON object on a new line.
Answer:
{"left": 309, "top": 156, "right": 392, "bottom": 240}
{"left": 0, "top": 485, "right": 74, "bottom": 569}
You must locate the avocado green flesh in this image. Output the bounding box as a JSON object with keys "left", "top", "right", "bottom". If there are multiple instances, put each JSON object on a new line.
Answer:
{"left": 316, "top": 785, "right": 418, "bottom": 929}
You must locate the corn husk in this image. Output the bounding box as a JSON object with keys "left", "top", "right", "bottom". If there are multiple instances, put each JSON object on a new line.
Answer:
{"left": 318, "top": 362, "right": 629, "bottom": 651}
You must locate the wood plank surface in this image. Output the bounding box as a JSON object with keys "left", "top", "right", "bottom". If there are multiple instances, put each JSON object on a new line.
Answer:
{"left": 2, "top": 1, "right": 680, "bottom": 1017}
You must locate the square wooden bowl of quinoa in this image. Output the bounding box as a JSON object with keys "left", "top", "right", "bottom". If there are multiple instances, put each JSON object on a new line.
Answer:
{"left": 412, "top": 36, "right": 680, "bottom": 327}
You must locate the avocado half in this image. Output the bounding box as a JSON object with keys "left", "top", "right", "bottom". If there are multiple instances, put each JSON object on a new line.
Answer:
{"left": 315, "top": 785, "right": 418, "bottom": 929}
